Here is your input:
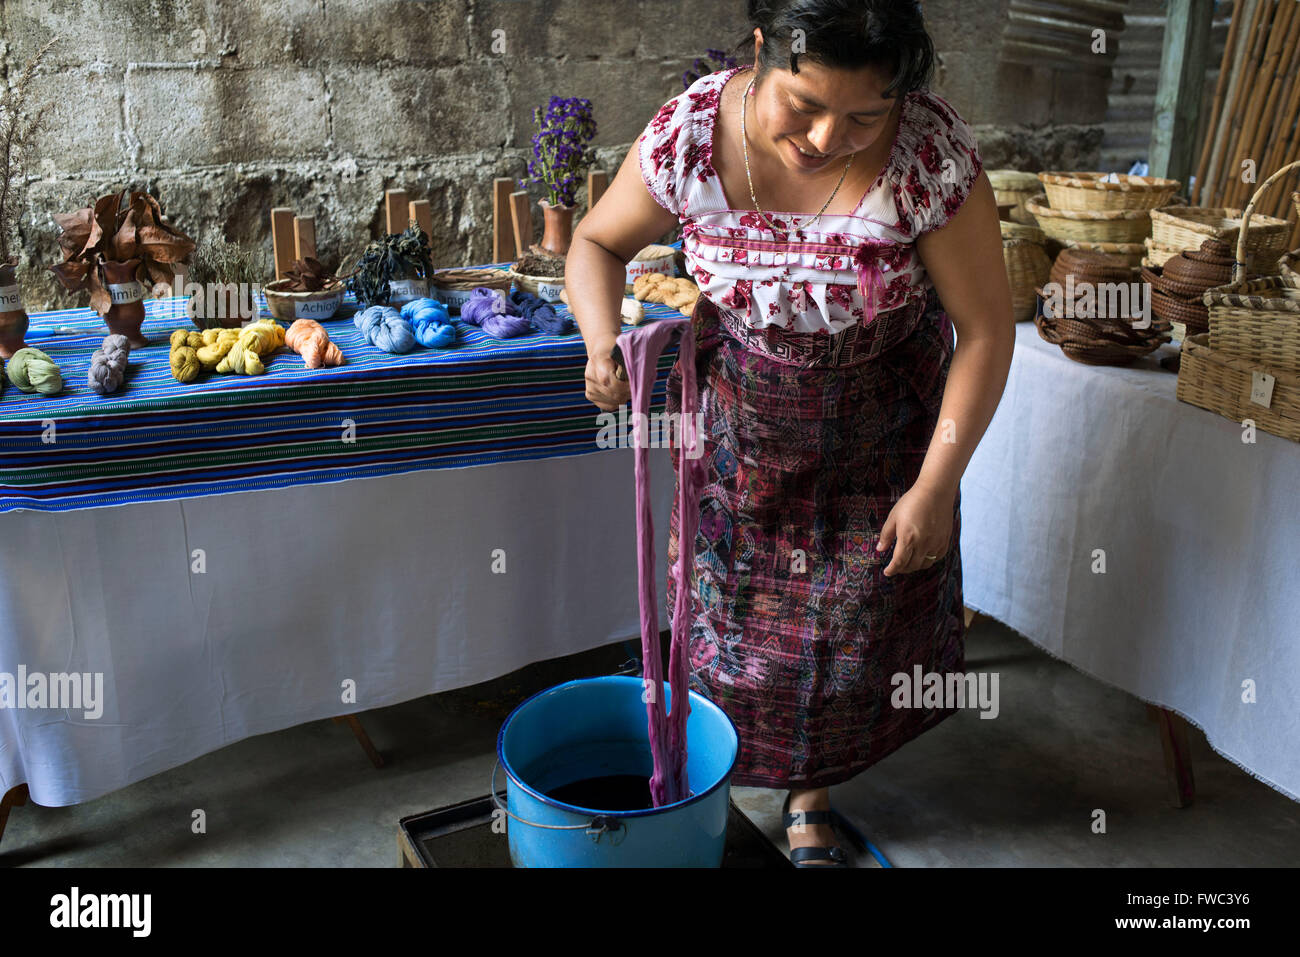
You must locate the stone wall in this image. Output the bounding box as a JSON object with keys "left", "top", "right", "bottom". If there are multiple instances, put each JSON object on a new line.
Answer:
{"left": 2, "top": 0, "right": 1108, "bottom": 310}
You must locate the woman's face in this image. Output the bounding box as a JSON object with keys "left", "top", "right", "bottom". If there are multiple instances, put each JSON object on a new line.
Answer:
{"left": 749, "top": 42, "right": 899, "bottom": 176}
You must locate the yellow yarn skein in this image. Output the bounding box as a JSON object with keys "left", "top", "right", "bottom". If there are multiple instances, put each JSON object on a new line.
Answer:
{"left": 168, "top": 329, "right": 204, "bottom": 382}
{"left": 216, "top": 320, "right": 285, "bottom": 376}
{"left": 196, "top": 328, "right": 240, "bottom": 370}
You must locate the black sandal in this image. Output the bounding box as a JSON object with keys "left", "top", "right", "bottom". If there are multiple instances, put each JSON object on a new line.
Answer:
{"left": 782, "top": 792, "right": 850, "bottom": 868}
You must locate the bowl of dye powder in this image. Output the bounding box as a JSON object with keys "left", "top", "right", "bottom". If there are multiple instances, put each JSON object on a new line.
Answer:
{"left": 495, "top": 674, "right": 739, "bottom": 868}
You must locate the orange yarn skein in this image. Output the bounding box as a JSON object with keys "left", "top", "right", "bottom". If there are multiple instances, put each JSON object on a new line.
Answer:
{"left": 286, "top": 319, "right": 345, "bottom": 369}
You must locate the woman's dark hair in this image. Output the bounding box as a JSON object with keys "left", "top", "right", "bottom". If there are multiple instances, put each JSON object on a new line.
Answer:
{"left": 729, "top": 0, "right": 936, "bottom": 99}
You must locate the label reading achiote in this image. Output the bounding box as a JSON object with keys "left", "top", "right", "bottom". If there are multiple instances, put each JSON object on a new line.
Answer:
{"left": 295, "top": 295, "right": 340, "bottom": 319}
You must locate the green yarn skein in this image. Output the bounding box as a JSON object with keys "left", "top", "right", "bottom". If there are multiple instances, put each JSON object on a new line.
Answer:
{"left": 7, "top": 347, "right": 64, "bottom": 395}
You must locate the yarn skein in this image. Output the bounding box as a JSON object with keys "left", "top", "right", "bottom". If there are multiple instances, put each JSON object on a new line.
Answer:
{"left": 355, "top": 305, "right": 416, "bottom": 353}
{"left": 509, "top": 288, "right": 573, "bottom": 335}
{"left": 217, "top": 320, "right": 286, "bottom": 375}
{"left": 459, "top": 287, "right": 531, "bottom": 339}
{"left": 286, "top": 319, "right": 346, "bottom": 368}
{"left": 88, "top": 333, "right": 131, "bottom": 394}
{"left": 169, "top": 329, "right": 203, "bottom": 383}
{"left": 400, "top": 298, "right": 456, "bottom": 348}
{"left": 7, "top": 347, "right": 64, "bottom": 395}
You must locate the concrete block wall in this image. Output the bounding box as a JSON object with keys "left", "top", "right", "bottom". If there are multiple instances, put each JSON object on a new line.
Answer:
{"left": 2, "top": 0, "right": 1107, "bottom": 310}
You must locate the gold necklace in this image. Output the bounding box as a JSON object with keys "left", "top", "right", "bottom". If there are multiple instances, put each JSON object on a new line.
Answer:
{"left": 742, "top": 76, "right": 854, "bottom": 232}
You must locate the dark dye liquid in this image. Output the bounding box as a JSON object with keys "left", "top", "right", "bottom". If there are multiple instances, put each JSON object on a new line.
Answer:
{"left": 546, "top": 774, "right": 655, "bottom": 811}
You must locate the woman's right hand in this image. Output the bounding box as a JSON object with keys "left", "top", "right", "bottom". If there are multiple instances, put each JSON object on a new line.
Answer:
{"left": 586, "top": 342, "right": 631, "bottom": 412}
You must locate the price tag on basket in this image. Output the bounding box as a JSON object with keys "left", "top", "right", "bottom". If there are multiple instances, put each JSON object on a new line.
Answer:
{"left": 1249, "top": 370, "right": 1275, "bottom": 409}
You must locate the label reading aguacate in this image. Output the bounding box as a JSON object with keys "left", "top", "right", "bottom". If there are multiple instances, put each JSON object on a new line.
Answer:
{"left": 535, "top": 280, "right": 565, "bottom": 302}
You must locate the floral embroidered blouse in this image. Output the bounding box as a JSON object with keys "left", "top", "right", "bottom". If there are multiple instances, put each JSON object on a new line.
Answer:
{"left": 638, "top": 65, "right": 983, "bottom": 335}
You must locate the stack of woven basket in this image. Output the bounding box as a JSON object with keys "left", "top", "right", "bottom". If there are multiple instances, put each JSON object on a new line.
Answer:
{"left": 1034, "top": 247, "right": 1171, "bottom": 366}
{"left": 1026, "top": 172, "right": 1180, "bottom": 268}
{"left": 989, "top": 170, "right": 1046, "bottom": 227}
{"left": 1141, "top": 237, "right": 1235, "bottom": 338}
{"left": 1176, "top": 167, "right": 1300, "bottom": 443}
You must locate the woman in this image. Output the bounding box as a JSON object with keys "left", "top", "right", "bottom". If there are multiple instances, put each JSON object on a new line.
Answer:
{"left": 567, "top": 0, "right": 1013, "bottom": 866}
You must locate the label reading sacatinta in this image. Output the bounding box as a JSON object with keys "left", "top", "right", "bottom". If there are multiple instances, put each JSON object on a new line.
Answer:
{"left": 0, "top": 284, "right": 21, "bottom": 310}
{"left": 108, "top": 281, "right": 144, "bottom": 305}
{"left": 388, "top": 279, "right": 428, "bottom": 303}
{"left": 295, "top": 295, "right": 339, "bottom": 319}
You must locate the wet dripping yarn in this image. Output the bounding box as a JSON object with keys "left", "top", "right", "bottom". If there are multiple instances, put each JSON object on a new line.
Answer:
{"left": 400, "top": 298, "right": 457, "bottom": 348}
{"left": 509, "top": 288, "right": 573, "bottom": 335}
{"left": 459, "top": 287, "right": 532, "bottom": 339}
{"left": 88, "top": 334, "right": 131, "bottom": 394}
{"left": 7, "top": 346, "right": 64, "bottom": 395}
{"left": 286, "top": 319, "right": 346, "bottom": 368}
{"left": 355, "top": 305, "right": 416, "bottom": 353}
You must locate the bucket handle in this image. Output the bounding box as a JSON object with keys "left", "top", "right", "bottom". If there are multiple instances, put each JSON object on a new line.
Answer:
{"left": 489, "top": 758, "right": 626, "bottom": 843}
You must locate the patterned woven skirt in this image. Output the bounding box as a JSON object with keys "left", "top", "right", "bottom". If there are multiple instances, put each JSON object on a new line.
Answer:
{"left": 665, "top": 291, "right": 966, "bottom": 790}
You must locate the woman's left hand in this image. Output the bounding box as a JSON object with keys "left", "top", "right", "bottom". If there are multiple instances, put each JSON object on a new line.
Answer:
{"left": 877, "top": 481, "right": 956, "bottom": 577}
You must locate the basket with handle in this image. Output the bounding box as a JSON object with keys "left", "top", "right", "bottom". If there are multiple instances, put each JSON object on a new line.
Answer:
{"left": 1177, "top": 334, "right": 1300, "bottom": 442}
{"left": 1200, "top": 160, "right": 1300, "bottom": 377}
{"left": 1150, "top": 206, "right": 1290, "bottom": 274}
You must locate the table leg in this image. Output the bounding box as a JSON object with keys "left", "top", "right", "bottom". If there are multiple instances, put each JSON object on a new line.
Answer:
{"left": 1147, "top": 704, "right": 1196, "bottom": 807}
{"left": 0, "top": 783, "right": 30, "bottom": 848}
{"left": 333, "top": 714, "right": 385, "bottom": 769}
{"left": 963, "top": 606, "right": 981, "bottom": 629}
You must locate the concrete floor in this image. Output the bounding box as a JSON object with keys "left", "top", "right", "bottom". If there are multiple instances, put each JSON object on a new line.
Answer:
{"left": 4, "top": 618, "right": 1298, "bottom": 867}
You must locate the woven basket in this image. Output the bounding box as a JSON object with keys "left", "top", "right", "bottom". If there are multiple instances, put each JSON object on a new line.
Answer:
{"left": 507, "top": 269, "right": 566, "bottom": 302}
{"left": 1038, "top": 172, "right": 1180, "bottom": 211}
{"left": 1143, "top": 237, "right": 1183, "bottom": 267}
{"left": 989, "top": 170, "right": 1045, "bottom": 225}
{"left": 1149, "top": 206, "right": 1290, "bottom": 274}
{"left": 1198, "top": 160, "right": 1300, "bottom": 376}
{"left": 1204, "top": 276, "right": 1300, "bottom": 376}
{"left": 1062, "top": 240, "right": 1145, "bottom": 267}
{"left": 1034, "top": 303, "right": 1170, "bottom": 365}
{"left": 430, "top": 267, "right": 513, "bottom": 314}
{"left": 1000, "top": 220, "right": 1047, "bottom": 244}
{"left": 1026, "top": 196, "right": 1152, "bottom": 244}
{"left": 1280, "top": 249, "right": 1300, "bottom": 288}
{"left": 1004, "top": 239, "right": 1051, "bottom": 322}
{"left": 1177, "top": 334, "right": 1300, "bottom": 442}
{"left": 1150, "top": 287, "right": 1209, "bottom": 334}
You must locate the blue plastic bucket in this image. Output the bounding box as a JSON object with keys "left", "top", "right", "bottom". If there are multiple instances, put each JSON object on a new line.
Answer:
{"left": 493, "top": 675, "right": 739, "bottom": 867}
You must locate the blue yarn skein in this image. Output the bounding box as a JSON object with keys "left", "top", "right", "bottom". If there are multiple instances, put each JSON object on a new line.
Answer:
{"left": 354, "top": 305, "right": 416, "bottom": 354}
{"left": 409, "top": 301, "right": 456, "bottom": 348}
{"left": 509, "top": 288, "right": 573, "bottom": 335}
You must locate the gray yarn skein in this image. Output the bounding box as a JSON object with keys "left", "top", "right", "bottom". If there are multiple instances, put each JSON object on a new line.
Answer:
{"left": 88, "top": 334, "right": 131, "bottom": 395}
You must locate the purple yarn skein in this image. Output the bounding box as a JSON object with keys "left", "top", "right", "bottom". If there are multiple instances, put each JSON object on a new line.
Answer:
{"left": 460, "top": 287, "right": 531, "bottom": 339}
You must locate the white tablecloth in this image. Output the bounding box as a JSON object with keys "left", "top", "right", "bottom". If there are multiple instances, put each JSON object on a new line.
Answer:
{"left": 0, "top": 449, "right": 675, "bottom": 807}
{"left": 960, "top": 323, "right": 1300, "bottom": 803}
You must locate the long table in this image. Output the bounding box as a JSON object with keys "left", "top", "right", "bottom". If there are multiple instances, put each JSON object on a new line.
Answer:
{"left": 959, "top": 323, "right": 1300, "bottom": 804}
{"left": 1, "top": 283, "right": 679, "bottom": 808}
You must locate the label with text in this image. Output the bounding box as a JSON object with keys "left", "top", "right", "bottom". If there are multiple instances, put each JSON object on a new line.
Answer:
{"left": 108, "top": 281, "right": 145, "bottom": 305}
{"left": 387, "top": 279, "right": 428, "bottom": 304}
{"left": 0, "top": 284, "right": 22, "bottom": 310}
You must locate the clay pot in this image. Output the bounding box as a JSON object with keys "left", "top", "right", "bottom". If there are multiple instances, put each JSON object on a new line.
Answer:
{"left": 0, "top": 262, "right": 29, "bottom": 359}
{"left": 102, "top": 258, "right": 149, "bottom": 347}
{"left": 538, "top": 200, "right": 576, "bottom": 257}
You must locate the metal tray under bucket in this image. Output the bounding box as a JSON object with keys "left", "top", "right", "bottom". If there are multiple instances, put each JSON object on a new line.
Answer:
{"left": 397, "top": 792, "right": 791, "bottom": 868}
{"left": 496, "top": 675, "right": 741, "bottom": 867}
